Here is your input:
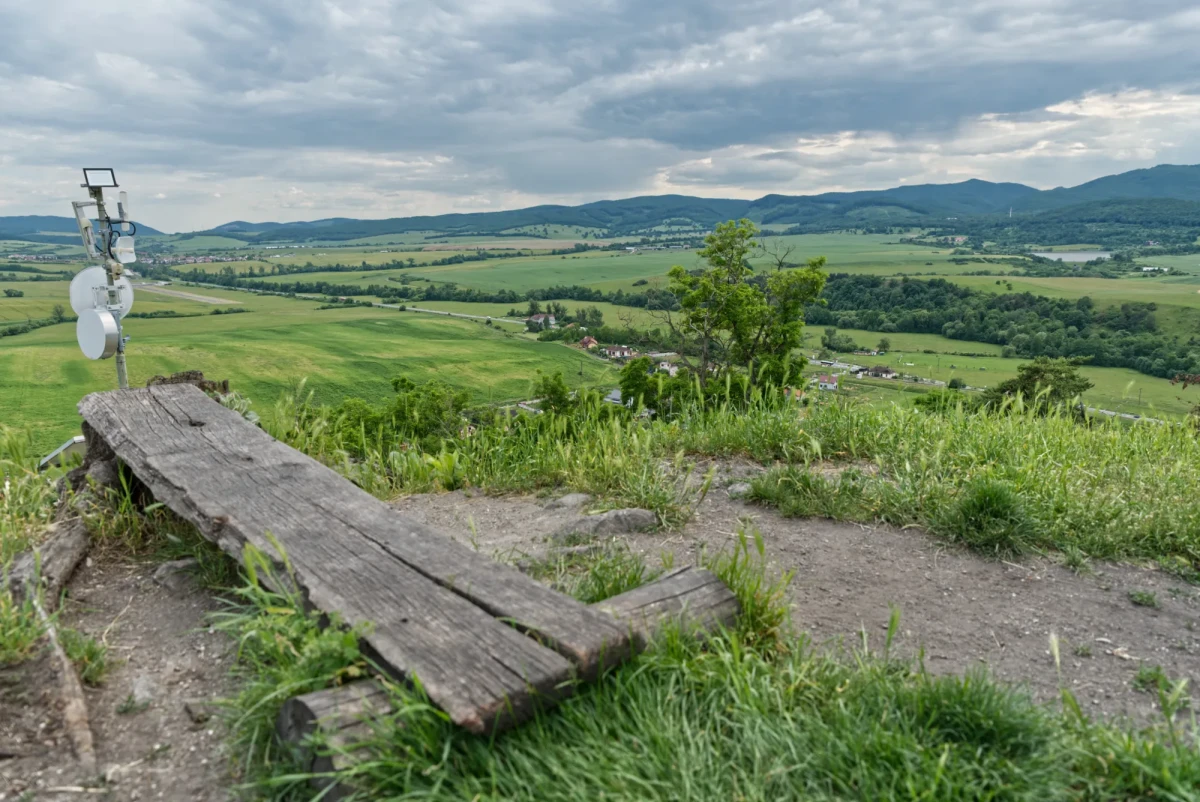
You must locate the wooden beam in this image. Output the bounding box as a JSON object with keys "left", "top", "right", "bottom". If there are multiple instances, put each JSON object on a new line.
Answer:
{"left": 279, "top": 566, "right": 738, "bottom": 797}
{"left": 78, "top": 385, "right": 634, "bottom": 733}
{"left": 4, "top": 518, "right": 90, "bottom": 608}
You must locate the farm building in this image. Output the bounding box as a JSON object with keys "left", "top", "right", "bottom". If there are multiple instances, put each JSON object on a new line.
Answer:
{"left": 868, "top": 365, "right": 897, "bottom": 379}
{"left": 578, "top": 336, "right": 599, "bottom": 349}
{"left": 526, "top": 313, "right": 556, "bottom": 330}
{"left": 657, "top": 361, "right": 679, "bottom": 377}
{"left": 604, "top": 345, "right": 636, "bottom": 359}
{"left": 817, "top": 374, "right": 839, "bottom": 391}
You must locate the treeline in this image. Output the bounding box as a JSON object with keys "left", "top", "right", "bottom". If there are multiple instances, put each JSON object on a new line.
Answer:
{"left": 807, "top": 275, "right": 1199, "bottom": 379}
{"left": 929, "top": 199, "right": 1200, "bottom": 249}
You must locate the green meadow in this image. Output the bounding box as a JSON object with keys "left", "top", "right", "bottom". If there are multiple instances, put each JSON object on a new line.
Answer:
{"left": 0, "top": 278, "right": 219, "bottom": 321}
{"left": 1, "top": 291, "right": 615, "bottom": 452}
{"left": 7, "top": 231, "right": 1200, "bottom": 457}
{"left": 814, "top": 327, "right": 1194, "bottom": 418}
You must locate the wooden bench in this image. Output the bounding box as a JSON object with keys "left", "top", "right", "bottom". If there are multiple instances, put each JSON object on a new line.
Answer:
{"left": 78, "top": 385, "right": 738, "bottom": 736}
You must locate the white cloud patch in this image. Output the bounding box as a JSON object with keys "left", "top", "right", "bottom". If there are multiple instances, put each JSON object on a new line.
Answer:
{"left": 0, "top": 0, "right": 1198, "bottom": 230}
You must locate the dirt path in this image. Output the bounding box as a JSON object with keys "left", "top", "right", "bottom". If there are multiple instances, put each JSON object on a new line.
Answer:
{"left": 1, "top": 555, "right": 235, "bottom": 800}
{"left": 394, "top": 479, "right": 1200, "bottom": 725}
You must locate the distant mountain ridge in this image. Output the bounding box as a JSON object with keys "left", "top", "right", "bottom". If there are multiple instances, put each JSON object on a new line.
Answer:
{"left": 190, "top": 163, "right": 1200, "bottom": 243}
{"left": 2, "top": 163, "right": 1198, "bottom": 242}
{"left": 0, "top": 214, "right": 164, "bottom": 242}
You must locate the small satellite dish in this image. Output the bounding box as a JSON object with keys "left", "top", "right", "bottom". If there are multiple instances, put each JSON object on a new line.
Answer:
{"left": 114, "top": 235, "right": 137, "bottom": 264}
{"left": 77, "top": 308, "right": 120, "bottom": 359}
{"left": 70, "top": 266, "right": 134, "bottom": 318}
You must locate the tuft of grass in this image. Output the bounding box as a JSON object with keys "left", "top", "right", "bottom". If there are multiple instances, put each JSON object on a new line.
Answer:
{"left": 209, "top": 543, "right": 370, "bottom": 789}
{"left": 1129, "top": 589, "right": 1160, "bottom": 608}
{"left": 0, "top": 588, "right": 44, "bottom": 667}
{"left": 705, "top": 525, "right": 792, "bottom": 647}
{"left": 521, "top": 543, "right": 658, "bottom": 606}
{"left": 1062, "top": 545, "right": 1092, "bottom": 575}
{"left": 934, "top": 477, "right": 1034, "bottom": 558}
{"left": 59, "top": 627, "right": 109, "bottom": 686}
{"left": 1, "top": 426, "right": 63, "bottom": 565}
{"left": 1073, "top": 643, "right": 1093, "bottom": 658}
{"left": 1133, "top": 665, "right": 1172, "bottom": 694}
{"left": 117, "top": 693, "right": 150, "bottom": 715}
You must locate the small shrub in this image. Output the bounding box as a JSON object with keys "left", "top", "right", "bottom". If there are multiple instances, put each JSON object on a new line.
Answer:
{"left": 60, "top": 628, "right": 109, "bottom": 686}
{"left": 1128, "top": 589, "right": 1160, "bottom": 608}
{"left": 1132, "top": 665, "right": 1171, "bottom": 693}
{"left": 934, "top": 477, "right": 1032, "bottom": 557}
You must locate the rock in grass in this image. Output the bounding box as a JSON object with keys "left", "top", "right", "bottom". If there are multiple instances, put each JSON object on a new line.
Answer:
{"left": 545, "top": 493, "right": 592, "bottom": 511}
{"left": 552, "top": 508, "right": 657, "bottom": 542}
{"left": 152, "top": 558, "right": 199, "bottom": 594}
{"left": 131, "top": 673, "right": 157, "bottom": 706}
{"left": 183, "top": 699, "right": 213, "bottom": 724}
{"left": 727, "top": 482, "right": 753, "bottom": 498}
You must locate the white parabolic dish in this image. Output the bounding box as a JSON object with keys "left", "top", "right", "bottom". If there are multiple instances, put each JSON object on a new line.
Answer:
{"left": 69, "top": 266, "right": 134, "bottom": 318}
{"left": 77, "top": 308, "right": 120, "bottom": 360}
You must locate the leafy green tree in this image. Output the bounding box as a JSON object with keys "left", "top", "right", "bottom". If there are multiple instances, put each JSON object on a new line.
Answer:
{"left": 578, "top": 305, "right": 604, "bottom": 329}
{"left": 3, "top": 289, "right": 23, "bottom": 298}
{"left": 532, "top": 370, "right": 573, "bottom": 415}
{"left": 51, "top": 304, "right": 66, "bottom": 323}
{"left": 618, "top": 357, "right": 658, "bottom": 410}
{"left": 331, "top": 377, "right": 470, "bottom": 453}
{"left": 981, "top": 357, "right": 1093, "bottom": 414}
{"left": 525, "top": 299, "right": 542, "bottom": 317}
{"left": 948, "top": 377, "right": 965, "bottom": 389}
{"left": 821, "top": 328, "right": 859, "bottom": 352}
{"left": 658, "top": 219, "right": 825, "bottom": 389}
{"left": 877, "top": 337, "right": 891, "bottom": 352}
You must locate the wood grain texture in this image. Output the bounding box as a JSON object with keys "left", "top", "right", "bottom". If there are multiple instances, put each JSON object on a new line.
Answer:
{"left": 592, "top": 566, "right": 740, "bottom": 649}
{"left": 279, "top": 564, "right": 740, "bottom": 796}
{"left": 78, "top": 384, "right": 608, "bottom": 733}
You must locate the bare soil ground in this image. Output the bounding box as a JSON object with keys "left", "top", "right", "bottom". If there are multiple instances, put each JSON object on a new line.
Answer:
{"left": 1, "top": 555, "right": 235, "bottom": 801}
{"left": 394, "top": 471, "right": 1200, "bottom": 725}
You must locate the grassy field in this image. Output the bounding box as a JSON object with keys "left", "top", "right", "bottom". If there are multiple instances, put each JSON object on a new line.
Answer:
{"left": 813, "top": 327, "right": 1194, "bottom": 417}
{"left": 0, "top": 278, "right": 221, "bottom": 321}
{"left": 1, "top": 292, "right": 615, "bottom": 452}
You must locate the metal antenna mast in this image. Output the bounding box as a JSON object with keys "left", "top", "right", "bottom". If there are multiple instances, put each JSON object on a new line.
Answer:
{"left": 71, "top": 168, "right": 138, "bottom": 389}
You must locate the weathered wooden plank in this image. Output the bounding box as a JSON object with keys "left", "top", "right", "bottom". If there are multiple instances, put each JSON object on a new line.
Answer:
{"left": 4, "top": 518, "right": 90, "bottom": 608}
{"left": 349, "top": 515, "right": 633, "bottom": 679}
{"left": 592, "top": 565, "right": 740, "bottom": 648}
{"left": 279, "top": 565, "right": 740, "bottom": 796}
{"left": 79, "top": 385, "right": 585, "bottom": 733}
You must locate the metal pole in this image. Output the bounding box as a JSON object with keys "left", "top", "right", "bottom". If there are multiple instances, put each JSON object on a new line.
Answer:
{"left": 91, "top": 188, "right": 129, "bottom": 390}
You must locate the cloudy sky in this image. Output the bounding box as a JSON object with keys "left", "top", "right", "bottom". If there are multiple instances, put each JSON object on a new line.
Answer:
{"left": 3, "top": 0, "right": 1199, "bottom": 232}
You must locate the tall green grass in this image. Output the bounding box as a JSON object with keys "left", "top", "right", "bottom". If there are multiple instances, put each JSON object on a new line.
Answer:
{"left": 749, "top": 400, "right": 1200, "bottom": 563}
{"left": 0, "top": 426, "right": 61, "bottom": 565}
{"left": 267, "top": 382, "right": 1200, "bottom": 566}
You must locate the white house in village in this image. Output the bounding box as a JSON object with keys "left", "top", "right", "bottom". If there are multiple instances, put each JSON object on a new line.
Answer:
{"left": 816, "top": 374, "right": 839, "bottom": 391}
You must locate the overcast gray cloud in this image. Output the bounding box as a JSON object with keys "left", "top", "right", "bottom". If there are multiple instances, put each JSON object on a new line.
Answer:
{"left": 2, "top": 0, "right": 1199, "bottom": 231}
